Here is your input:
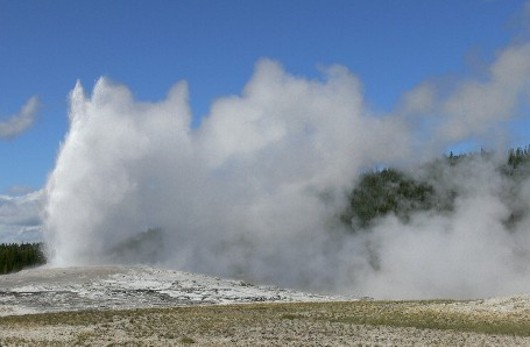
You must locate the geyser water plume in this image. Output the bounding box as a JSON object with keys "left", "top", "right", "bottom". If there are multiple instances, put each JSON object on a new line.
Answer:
{"left": 44, "top": 52, "right": 530, "bottom": 299}
{"left": 44, "top": 60, "right": 404, "bottom": 285}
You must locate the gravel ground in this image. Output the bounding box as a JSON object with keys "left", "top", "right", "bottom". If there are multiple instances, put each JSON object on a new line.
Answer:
{"left": 1, "top": 266, "right": 530, "bottom": 346}
{"left": 1, "top": 301, "right": 530, "bottom": 346}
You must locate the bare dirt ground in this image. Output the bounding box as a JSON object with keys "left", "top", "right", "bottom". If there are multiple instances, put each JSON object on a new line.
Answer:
{"left": 2, "top": 266, "right": 530, "bottom": 346}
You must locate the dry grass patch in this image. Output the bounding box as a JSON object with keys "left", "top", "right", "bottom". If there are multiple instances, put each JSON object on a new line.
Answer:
{"left": 1, "top": 300, "right": 530, "bottom": 345}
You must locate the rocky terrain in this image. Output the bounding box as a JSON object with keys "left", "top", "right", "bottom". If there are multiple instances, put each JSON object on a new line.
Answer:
{"left": 0, "top": 265, "right": 342, "bottom": 316}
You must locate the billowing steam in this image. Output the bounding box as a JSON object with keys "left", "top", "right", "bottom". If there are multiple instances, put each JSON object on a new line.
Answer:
{"left": 44, "top": 41, "right": 530, "bottom": 299}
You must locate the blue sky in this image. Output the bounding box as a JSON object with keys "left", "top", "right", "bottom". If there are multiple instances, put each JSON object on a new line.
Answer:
{"left": 0, "top": 0, "right": 528, "bottom": 193}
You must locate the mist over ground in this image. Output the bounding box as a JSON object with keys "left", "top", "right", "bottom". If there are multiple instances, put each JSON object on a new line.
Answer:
{"left": 44, "top": 40, "right": 530, "bottom": 299}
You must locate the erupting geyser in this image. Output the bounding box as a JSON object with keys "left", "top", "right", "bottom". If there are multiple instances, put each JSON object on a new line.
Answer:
{"left": 44, "top": 52, "right": 530, "bottom": 299}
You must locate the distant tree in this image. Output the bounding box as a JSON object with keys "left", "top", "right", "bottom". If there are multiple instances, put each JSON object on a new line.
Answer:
{"left": 342, "top": 168, "right": 435, "bottom": 230}
{"left": 0, "top": 243, "right": 46, "bottom": 275}
{"left": 507, "top": 146, "right": 530, "bottom": 171}
{"left": 342, "top": 144, "right": 530, "bottom": 233}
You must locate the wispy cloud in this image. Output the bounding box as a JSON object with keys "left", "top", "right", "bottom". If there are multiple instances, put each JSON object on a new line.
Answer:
{"left": 0, "top": 97, "right": 39, "bottom": 140}
{"left": 0, "top": 189, "right": 44, "bottom": 243}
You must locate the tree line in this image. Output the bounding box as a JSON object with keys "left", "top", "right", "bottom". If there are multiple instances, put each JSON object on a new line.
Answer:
{"left": 0, "top": 243, "right": 46, "bottom": 275}
{"left": 342, "top": 146, "right": 530, "bottom": 231}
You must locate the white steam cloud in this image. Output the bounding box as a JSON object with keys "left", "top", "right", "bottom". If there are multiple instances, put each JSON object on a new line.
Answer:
{"left": 0, "top": 97, "right": 39, "bottom": 140}
{"left": 44, "top": 41, "right": 530, "bottom": 299}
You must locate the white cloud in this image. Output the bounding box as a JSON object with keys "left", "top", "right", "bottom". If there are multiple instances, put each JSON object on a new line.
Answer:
{"left": 439, "top": 43, "right": 530, "bottom": 142}
{"left": 0, "top": 190, "right": 44, "bottom": 243}
{"left": 0, "top": 96, "right": 39, "bottom": 139}
{"left": 398, "top": 82, "right": 436, "bottom": 116}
